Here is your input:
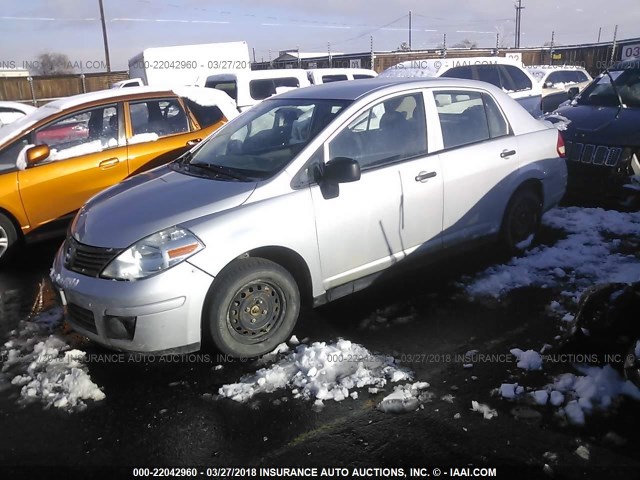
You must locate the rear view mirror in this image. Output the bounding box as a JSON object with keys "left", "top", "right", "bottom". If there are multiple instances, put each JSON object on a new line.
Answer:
{"left": 26, "top": 145, "right": 50, "bottom": 166}
{"left": 323, "top": 157, "right": 361, "bottom": 184}
{"left": 567, "top": 86, "right": 580, "bottom": 100}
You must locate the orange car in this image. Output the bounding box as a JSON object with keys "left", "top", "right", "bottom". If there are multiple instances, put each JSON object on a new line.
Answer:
{"left": 0, "top": 86, "right": 238, "bottom": 264}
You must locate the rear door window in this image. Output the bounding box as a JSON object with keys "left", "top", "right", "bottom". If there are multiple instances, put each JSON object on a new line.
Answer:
{"left": 499, "top": 65, "right": 532, "bottom": 92}
{"left": 128, "top": 98, "right": 189, "bottom": 141}
{"left": 434, "top": 91, "right": 490, "bottom": 149}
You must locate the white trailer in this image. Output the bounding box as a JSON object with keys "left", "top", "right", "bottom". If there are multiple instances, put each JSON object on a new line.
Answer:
{"left": 127, "top": 42, "right": 251, "bottom": 87}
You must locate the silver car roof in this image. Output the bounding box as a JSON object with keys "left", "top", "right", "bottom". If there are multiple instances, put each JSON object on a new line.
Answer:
{"left": 273, "top": 77, "right": 503, "bottom": 101}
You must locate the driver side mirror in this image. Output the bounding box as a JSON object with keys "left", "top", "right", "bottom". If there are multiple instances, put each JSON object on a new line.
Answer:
{"left": 567, "top": 86, "right": 580, "bottom": 100}
{"left": 318, "top": 157, "right": 361, "bottom": 200}
{"left": 26, "top": 144, "right": 50, "bottom": 166}
{"left": 323, "top": 157, "right": 361, "bottom": 184}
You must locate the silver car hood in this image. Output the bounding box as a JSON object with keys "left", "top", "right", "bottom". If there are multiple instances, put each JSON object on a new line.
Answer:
{"left": 72, "top": 166, "right": 257, "bottom": 248}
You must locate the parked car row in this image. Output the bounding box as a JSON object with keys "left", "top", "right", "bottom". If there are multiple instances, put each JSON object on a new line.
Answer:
{"left": 3, "top": 55, "right": 636, "bottom": 360}
{"left": 204, "top": 67, "right": 377, "bottom": 111}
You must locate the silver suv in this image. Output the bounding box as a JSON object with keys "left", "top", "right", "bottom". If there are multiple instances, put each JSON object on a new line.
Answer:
{"left": 51, "top": 77, "right": 567, "bottom": 358}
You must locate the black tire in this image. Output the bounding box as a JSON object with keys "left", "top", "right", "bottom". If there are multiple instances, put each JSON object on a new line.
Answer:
{"left": 0, "top": 213, "right": 19, "bottom": 267}
{"left": 500, "top": 188, "right": 542, "bottom": 254}
{"left": 203, "top": 257, "right": 300, "bottom": 358}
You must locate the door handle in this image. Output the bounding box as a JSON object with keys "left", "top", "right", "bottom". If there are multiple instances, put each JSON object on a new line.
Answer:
{"left": 415, "top": 171, "right": 437, "bottom": 182}
{"left": 186, "top": 138, "right": 202, "bottom": 146}
{"left": 500, "top": 149, "right": 517, "bottom": 158}
{"left": 99, "top": 158, "right": 120, "bottom": 169}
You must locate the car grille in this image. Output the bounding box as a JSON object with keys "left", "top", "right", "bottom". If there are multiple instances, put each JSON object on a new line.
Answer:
{"left": 67, "top": 303, "right": 98, "bottom": 334}
{"left": 64, "top": 237, "right": 122, "bottom": 278}
{"left": 566, "top": 141, "right": 623, "bottom": 167}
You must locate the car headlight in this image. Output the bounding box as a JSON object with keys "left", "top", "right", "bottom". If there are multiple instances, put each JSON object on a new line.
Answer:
{"left": 101, "top": 226, "right": 204, "bottom": 281}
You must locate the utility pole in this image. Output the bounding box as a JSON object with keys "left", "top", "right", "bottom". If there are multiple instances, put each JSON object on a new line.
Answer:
{"left": 370, "top": 35, "right": 375, "bottom": 71}
{"left": 408, "top": 10, "right": 412, "bottom": 50}
{"left": 328, "top": 42, "right": 332, "bottom": 68}
{"left": 550, "top": 31, "right": 555, "bottom": 65}
{"left": 98, "top": 0, "right": 111, "bottom": 72}
{"left": 514, "top": 0, "right": 524, "bottom": 49}
{"left": 597, "top": 27, "right": 602, "bottom": 43}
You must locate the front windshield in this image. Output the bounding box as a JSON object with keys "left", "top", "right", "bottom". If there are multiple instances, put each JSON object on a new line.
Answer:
{"left": 185, "top": 98, "right": 351, "bottom": 180}
{"left": 576, "top": 69, "right": 640, "bottom": 107}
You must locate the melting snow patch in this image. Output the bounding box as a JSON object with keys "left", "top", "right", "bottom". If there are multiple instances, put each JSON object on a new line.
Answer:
{"left": 218, "top": 339, "right": 413, "bottom": 403}
{"left": 465, "top": 207, "right": 640, "bottom": 301}
{"left": 510, "top": 348, "right": 543, "bottom": 371}
{"left": 471, "top": 400, "right": 498, "bottom": 419}
{"left": 377, "top": 381, "right": 431, "bottom": 414}
{"left": 500, "top": 383, "right": 524, "bottom": 400}
{"left": 1, "top": 307, "right": 105, "bottom": 412}
{"left": 499, "top": 364, "right": 640, "bottom": 426}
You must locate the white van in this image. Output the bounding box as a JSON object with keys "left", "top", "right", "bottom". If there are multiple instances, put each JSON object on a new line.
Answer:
{"left": 205, "top": 69, "right": 311, "bottom": 112}
{"left": 380, "top": 57, "right": 543, "bottom": 117}
{"left": 307, "top": 68, "right": 377, "bottom": 85}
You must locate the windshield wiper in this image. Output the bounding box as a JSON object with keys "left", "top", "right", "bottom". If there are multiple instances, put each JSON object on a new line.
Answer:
{"left": 191, "top": 163, "right": 252, "bottom": 181}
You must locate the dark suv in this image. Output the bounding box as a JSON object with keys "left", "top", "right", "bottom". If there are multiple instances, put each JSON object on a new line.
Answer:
{"left": 547, "top": 58, "right": 640, "bottom": 208}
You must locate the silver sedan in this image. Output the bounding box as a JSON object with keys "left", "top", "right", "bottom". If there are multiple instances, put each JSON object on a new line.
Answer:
{"left": 51, "top": 77, "right": 567, "bottom": 358}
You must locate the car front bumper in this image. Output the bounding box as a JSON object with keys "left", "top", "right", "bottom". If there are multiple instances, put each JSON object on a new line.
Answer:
{"left": 50, "top": 245, "right": 214, "bottom": 354}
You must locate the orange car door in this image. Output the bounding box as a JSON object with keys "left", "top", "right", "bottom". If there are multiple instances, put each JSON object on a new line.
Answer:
{"left": 18, "top": 103, "right": 128, "bottom": 230}
{"left": 125, "top": 97, "right": 201, "bottom": 176}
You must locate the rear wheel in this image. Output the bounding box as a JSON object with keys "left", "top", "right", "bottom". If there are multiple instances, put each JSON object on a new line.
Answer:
{"left": 203, "top": 257, "right": 300, "bottom": 358}
{"left": 500, "top": 188, "right": 542, "bottom": 254}
{"left": 0, "top": 213, "right": 19, "bottom": 266}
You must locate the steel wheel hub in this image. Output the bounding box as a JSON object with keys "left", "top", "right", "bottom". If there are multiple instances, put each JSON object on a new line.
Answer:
{"left": 227, "top": 281, "right": 286, "bottom": 341}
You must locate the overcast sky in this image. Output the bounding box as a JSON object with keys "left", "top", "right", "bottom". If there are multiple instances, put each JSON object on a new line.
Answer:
{"left": 1, "top": 0, "right": 639, "bottom": 71}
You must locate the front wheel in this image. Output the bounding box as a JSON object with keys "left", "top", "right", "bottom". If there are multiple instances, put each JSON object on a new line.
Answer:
{"left": 203, "top": 257, "right": 300, "bottom": 358}
{"left": 0, "top": 213, "right": 20, "bottom": 267}
{"left": 500, "top": 188, "right": 542, "bottom": 254}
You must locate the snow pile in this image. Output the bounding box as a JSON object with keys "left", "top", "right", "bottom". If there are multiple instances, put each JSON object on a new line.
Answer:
{"left": 510, "top": 348, "right": 543, "bottom": 371}
{"left": 219, "top": 339, "right": 413, "bottom": 405}
{"left": 500, "top": 383, "right": 525, "bottom": 399}
{"left": 465, "top": 207, "right": 640, "bottom": 301}
{"left": 0, "top": 307, "right": 105, "bottom": 412}
{"left": 377, "top": 381, "right": 431, "bottom": 413}
{"left": 471, "top": 400, "right": 498, "bottom": 419}
{"left": 498, "top": 365, "right": 640, "bottom": 425}
{"left": 550, "top": 366, "right": 640, "bottom": 425}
